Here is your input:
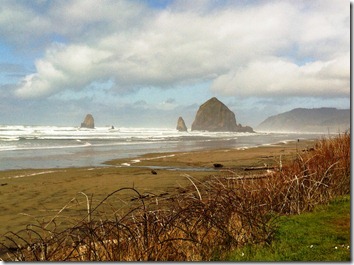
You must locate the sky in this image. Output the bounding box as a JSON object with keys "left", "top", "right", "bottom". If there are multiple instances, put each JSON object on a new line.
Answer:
{"left": 0, "top": 0, "right": 350, "bottom": 128}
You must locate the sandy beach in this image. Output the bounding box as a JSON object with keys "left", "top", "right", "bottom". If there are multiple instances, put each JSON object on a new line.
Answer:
{"left": 0, "top": 138, "right": 316, "bottom": 236}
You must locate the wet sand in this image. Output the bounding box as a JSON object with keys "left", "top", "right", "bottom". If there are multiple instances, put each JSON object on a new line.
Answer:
{"left": 0, "top": 139, "right": 315, "bottom": 235}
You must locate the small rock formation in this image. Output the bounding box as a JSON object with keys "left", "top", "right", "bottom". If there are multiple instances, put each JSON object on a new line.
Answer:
{"left": 191, "top": 97, "right": 254, "bottom": 132}
{"left": 236, "top": 124, "right": 254, "bottom": 133}
{"left": 176, "top": 116, "right": 188, "bottom": 132}
{"left": 80, "top": 114, "right": 95, "bottom": 129}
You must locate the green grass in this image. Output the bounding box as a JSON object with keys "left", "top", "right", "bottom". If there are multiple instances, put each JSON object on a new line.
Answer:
{"left": 227, "top": 195, "right": 351, "bottom": 262}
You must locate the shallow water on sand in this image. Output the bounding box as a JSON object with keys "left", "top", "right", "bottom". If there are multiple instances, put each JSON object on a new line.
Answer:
{"left": 0, "top": 125, "right": 325, "bottom": 171}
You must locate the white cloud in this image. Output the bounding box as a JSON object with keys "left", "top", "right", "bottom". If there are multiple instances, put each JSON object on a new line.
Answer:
{"left": 16, "top": 44, "right": 112, "bottom": 98}
{"left": 48, "top": 0, "right": 150, "bottom": 39}
{"left": 10, "top": 0, "right": 349, "bottom": 99}
{"left": 0, "top": 1, "right": 52, "bottom": 46}
{"left": 211, "top": 53, "right": 350, "bottom": 98}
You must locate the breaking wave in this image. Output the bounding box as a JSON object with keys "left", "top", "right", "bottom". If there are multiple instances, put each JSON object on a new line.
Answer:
{"left": 0, "top": 125, "right": 324, "bottom": 170}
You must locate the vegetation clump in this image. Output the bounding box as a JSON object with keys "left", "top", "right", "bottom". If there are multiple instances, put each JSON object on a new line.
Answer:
{"left": 0, "top": 133, "right": 350, "bottom": 261}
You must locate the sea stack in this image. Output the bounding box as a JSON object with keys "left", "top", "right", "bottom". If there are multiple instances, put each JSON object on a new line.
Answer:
{"left": 80, "top": 114, "right": 95, "bottom": 129}
{"left": 176, "top": 117, "right": 188, "bottom": 132}
{"left": 191, "top": 97, "right": 254, "bottom": 132}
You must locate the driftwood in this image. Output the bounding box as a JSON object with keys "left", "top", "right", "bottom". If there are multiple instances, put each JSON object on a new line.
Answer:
{"left": 225, "top": 174, "right": 273, "bottom": 180}
{"left": 243, "top": 166, "right": 275, "bottom": 171}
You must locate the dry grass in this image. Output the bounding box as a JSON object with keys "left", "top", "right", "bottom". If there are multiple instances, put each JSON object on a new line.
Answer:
{"left": 0, "top": 133, "right": 350, "bottom": 261}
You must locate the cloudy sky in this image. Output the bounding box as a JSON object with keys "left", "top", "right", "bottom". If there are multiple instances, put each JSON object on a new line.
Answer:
{"left": 0, "top": 0, "right": 350, "bottom": 128}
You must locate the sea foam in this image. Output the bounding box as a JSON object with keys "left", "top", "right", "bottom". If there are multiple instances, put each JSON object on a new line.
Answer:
{"left": 0, "top": 125, "right": 323, "bottom": 171}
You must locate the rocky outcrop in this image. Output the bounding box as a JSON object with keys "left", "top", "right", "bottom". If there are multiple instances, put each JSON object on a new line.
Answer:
{"left": 236, "top": 124, "right": 254, "bottom": 133}
{"left": 191, "top": 97, "right": 253, "bottom": 132}
{"left": 80, "top": 114, "right": 95, "bottom": 129}
{"left": 176, "top": 117, "right": 188, "bottom": 132}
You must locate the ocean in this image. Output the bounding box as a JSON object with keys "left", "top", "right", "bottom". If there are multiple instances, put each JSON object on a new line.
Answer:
{"left": 0, "top": 125, "right": 326, "bottom": 171}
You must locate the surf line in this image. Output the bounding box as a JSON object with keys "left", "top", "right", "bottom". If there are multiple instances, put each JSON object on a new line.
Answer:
{"left": 120, "top": 154, "right": 176, "bottom": 167}
{"left": 5, "top": 170, "right": 63, "bottom": 179}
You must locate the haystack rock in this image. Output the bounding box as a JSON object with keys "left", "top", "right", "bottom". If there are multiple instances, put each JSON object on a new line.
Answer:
{"left": 80, "top": 114, "right": 95, "bottom": 129}
{"left": 191, "top": 97, "right": 254, "bottom": 132}
{"left": 176, "top": 117, "right": 188, "bottom": 132}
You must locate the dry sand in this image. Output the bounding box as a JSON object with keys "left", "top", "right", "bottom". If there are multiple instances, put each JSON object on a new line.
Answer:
{"left": 0, "top": 139, "right": 316, "bottom": 235}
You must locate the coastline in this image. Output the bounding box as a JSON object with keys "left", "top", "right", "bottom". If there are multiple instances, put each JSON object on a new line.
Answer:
{"left": 0, "top": 138, "right": 316, "bottom": 236}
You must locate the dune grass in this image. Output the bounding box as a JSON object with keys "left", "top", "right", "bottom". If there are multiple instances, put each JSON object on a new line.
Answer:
{"left": 0, "top": 132, "right": 350, "bottom": 261}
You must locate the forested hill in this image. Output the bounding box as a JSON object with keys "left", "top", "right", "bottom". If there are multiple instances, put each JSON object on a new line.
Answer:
{"left": 256, "top": 108, "right": 350, "bottom": 133}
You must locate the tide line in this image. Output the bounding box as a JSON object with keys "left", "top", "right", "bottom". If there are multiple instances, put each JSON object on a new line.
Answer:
{"left": 4, "top": 170, "right": 63, "bottom": 179}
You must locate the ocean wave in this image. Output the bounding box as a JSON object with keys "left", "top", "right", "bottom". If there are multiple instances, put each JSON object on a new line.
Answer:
{"left": 0, "top": 125, "right": 261, "bottom": 140}
{"left": 0, "top": 141, "right": 92, "bottom": 152}
{"left": 2, "top": 170, "right": 60, "bottom": 179}
{"left": 0, "top": 136, "right": 19, "bottom": 141}
{"left": 0, "top": 126, "right": 259, "bottom": 147}
{"left": 0, "top": 125, "right": 318, "bottom": 153}
{"left": 0, "top": 125, "right": 324, "bottom": 171}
